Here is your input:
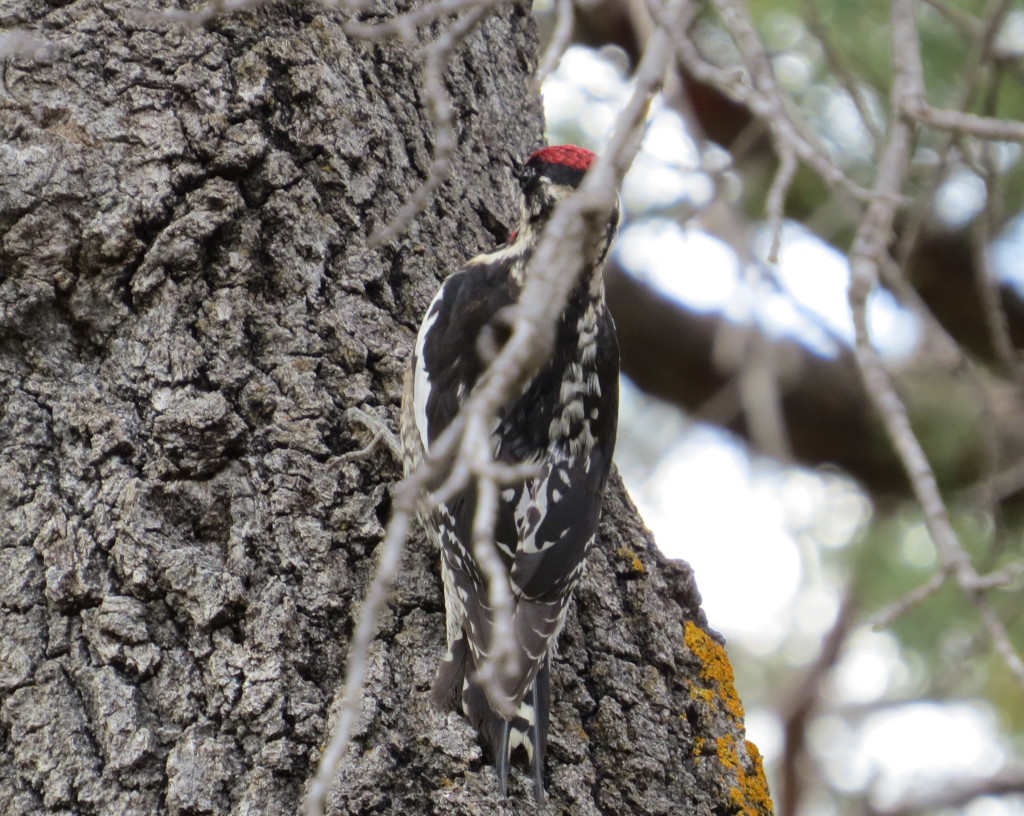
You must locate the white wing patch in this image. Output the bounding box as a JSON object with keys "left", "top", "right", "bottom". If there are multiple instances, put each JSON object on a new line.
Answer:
{"left": 413, "top": 284, "right": 447, "bottom": 452}
{"left": 515, "top": 464, "right": 568, "bottom": 558}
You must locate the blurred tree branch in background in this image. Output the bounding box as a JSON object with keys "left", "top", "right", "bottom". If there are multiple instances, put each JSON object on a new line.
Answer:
{"left": 564, "top": 0, "right": 1024, "bottom": 506}
{"left": 538, "top": 0, "right": 1024, "bottom": 813}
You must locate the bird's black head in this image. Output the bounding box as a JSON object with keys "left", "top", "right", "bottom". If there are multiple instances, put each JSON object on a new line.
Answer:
{"left": 525, "top": 145, "right": 595, "bottom": 187}
{"left": 513, "top": 145, "right": 618, "bottom": 265}
{"left": 518, "top": 145, "right": 596, "bottom": 219}
{"left": 503, "top": 144, "right": 618, "bottom": 270}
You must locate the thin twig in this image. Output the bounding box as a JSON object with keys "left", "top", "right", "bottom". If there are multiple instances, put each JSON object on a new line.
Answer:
{"left": 305, "top": 1, "right": 685, "bottom": 809}
{"left": 341, "top": 407, "right": 404, "bottom": 463}
{"left": 803, "top": 0, "right": 883, "bottom": 146}
{"left": 976, "top": 596, "right": 1024, "bottom": 685}
{"left": 975, "top": 457, "right": 1024, "bottom": 502}
{"left": 894, "top": 0, "right": 1015, "bottom": 267}
{"left": 672, "top": 34, "right": 872, "bottom": 204}
{"left": 848, "top": 0, "right": 1024, "bottom": 694}
{"left": 868, "top": 768, "right": 1024, "bottom": 816}
{"left": 469, "top": 474, "right": 518, "bottom": 709}
{"left": 729, "top": 314, "right": 793, "bottom": 462}
{"left": 778, "top": 589, "right": 858, "bottom": 816}
{"left": 919, "top": 0, "right": 984, "bottom": 40}
{"left": 369, "top": 4, "right": 492, "bottom": 247}
{"left": 971, "top": 146, "right": 1022, "bottom": 384}
{"left": 905, "top": 102, "right": 1024, "bottom": 142}
{"left": 850, "top": 0, "right": 952, "bottom": 572}
{"left": 764, "top": 146, "right": 797, "bottom": 263}
{"left": 532, "top": 0, "right": 575, "bottom": 94}
{"left": 343, "top": 0, "right": 501, "bottom": 40}
{"left": 450, "top": 0, "right": 680, "bottom": 712}
{"left": 922, "top": 0, "right": 1024, "bottom": 73}
{"left": 304, "top": 507, "right": 412, "bottom": 816}
{"left": 134, "top": 0, "right": 278, "bottom": 26}
{"left": 696, "top": 0, "right": 883, "bottom": 204}
{"left": 871, "top": 570, "right": 947, "bottom": 630}
{"left": 0, "top": 29, "right": 55, "bottom": 60}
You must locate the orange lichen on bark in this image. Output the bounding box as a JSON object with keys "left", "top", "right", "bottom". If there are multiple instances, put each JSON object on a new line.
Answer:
{"left": 686, "top": 621, "right": 774, "bottom": 814}
{"left": 717, "top": 735, "right": 740, "bottom": 768}
{"left": 690, "top": 685, "right": 715, "bottom": 705}
{"left": 615, "top": 546, "right": 646, "bottom": 574}
{"left": 684, "top": 621, "right": 745, "bottom": 721}
{"left": 742, "top": 741, "right": 773, "bottom": 813}
{"left": 716, "top": 736, "right": 774, "bottom": 815}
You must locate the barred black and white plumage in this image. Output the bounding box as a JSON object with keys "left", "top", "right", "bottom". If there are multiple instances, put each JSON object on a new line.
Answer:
{"left": 400, "top": 145, "right": 619, "bottom": 801}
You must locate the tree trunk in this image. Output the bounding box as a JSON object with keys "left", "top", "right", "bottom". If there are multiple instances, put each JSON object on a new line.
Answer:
{"left": 0, "top": 1, "right": 772, "bottom": 813}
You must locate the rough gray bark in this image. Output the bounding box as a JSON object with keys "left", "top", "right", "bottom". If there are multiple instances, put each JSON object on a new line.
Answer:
{"left": 0, "top": 1, "right": 772, "bottom": 814}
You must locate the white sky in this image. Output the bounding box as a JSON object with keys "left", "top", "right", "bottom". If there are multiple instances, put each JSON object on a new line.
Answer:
{"left": 543, "top": 41, "right": 1024, "bottom": 813}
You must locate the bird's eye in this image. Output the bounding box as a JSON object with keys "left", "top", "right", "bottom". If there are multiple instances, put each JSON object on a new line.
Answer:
{"left": 514, "top": 161, "right": 543, "bottom": 190}
{"left": 521, "top": 171, "right": 544, "bottom": 199}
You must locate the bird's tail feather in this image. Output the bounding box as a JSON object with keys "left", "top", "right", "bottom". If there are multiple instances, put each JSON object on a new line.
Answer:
{"left": 434, "top": 640, "right": 550, "bottom": 801}
{"left": 430, "top": 634, "right": 468, "bottom": 712}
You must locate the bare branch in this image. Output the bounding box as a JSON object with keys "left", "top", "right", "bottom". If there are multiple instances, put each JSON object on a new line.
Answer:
{"left": 134, "top": 0, "right": 278, "bottom": 26}
{"left": 724, "top": 317, "right": 793, "bottom": 462}
{"left": 919, "top": 0, "right": 984, "bottom": 40}
{"left": 778, "top": 590, "right": 858, "bottom": 816}
{"left": 532, "top": 0, "right": 575, "bottom": 94}
{"left": 368, "top": 4, "right": 492, "bottom": 247}
{"left": 305, "top": 1, "right": 688, "bottom": 808}
{"left": 449, "top": 0, "right": 682, "bottom": 700}
{"left": 147, "top": 0, "right": 503, "bottom": 249}
{"left": 469, "top": 474, "right": 518, "bottom": 713}
{"left": 894, "top": 0, "right": 1015, "bottom": 267}
{"left": 304, "top": 496, "right": 413, "bottom": 816}
{"left": 869, "top": 768, "right": 1024, "bottom": 816}
{"left": 803, "top": 0, "right": 884, "bottom": 146}
{"left": 971, "top": 145, "right": 1023, "bottom": 385}
{"left": 670, "top": 0, "right": 882, "bottom": 204}
{"left": 870, "top": 570, "right": 947, "bottom": 631}
{"left": 905, "top": 101, "right": 1024, "bottom": 142}
{"left": 343, "top": 0, "right": 501, "bottom": 40}
{"left": 764, "top": 146, "right": 797, "bottom": 263}
{"left": 976, "top": 457, "right": 1024, "bottom": 502}
{"left": 976, "top": 596, "right": 1024, "bottom": 687}
{"left": 341, "top": 406, "right": 404, "bottom": 463}
{"left": 921, "top": 0, "right": 1024, "bottom": 67}
{"left": 849, "top": 0, "right": 955, "bottom": 578}
{"left": 848, "top": 0, "right": 1024, "bottom": 694}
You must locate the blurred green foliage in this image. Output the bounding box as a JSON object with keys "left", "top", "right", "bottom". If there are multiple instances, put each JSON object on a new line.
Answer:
{"left": 543, "top": 0, "right": 1024, "bottom": 806}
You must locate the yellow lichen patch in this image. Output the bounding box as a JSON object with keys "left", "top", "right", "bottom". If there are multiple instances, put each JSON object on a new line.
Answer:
{"left": 684, "top": 621, "right": 745, "bottom": 721}
{"left": 690, "top": 686, "right": 715, "bottom": 705}
{"left": 716, "top": 735, "right": 739, "bottom": 769}
{"left": 685, "top": 623, "right": 773, "bottom": 813}
{"left": 741, "top": 741, "right": 774, "bottom": 815}
{"left": 716, "top": 735, "right": 774, "bottom": 816}
{"left": 615, "top": 546, "right": 646, "bottom": 574}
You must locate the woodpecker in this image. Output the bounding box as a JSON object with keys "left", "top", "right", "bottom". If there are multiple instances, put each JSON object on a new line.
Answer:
{"left": 400, "top": 145, "right": 619, "bottom": 801}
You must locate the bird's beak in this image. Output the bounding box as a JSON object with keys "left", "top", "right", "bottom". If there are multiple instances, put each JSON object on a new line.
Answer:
{"left": 510, "top": 158, "right": 527, "bottom": 184}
